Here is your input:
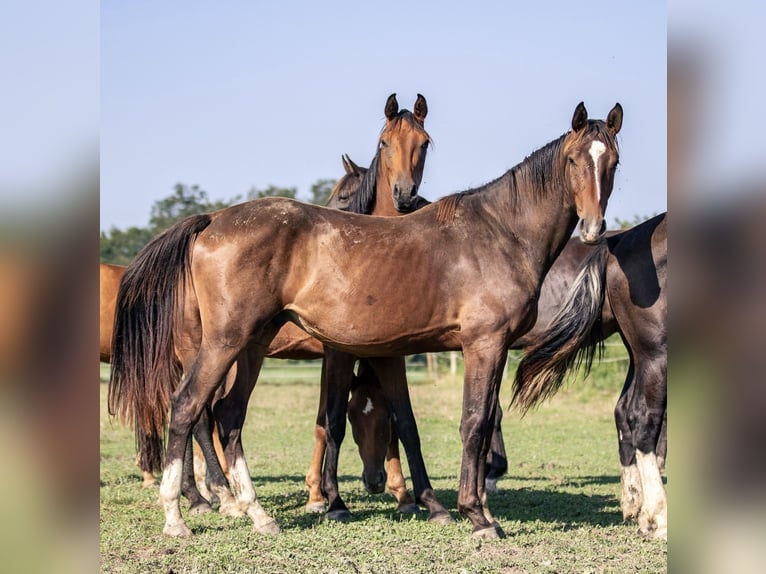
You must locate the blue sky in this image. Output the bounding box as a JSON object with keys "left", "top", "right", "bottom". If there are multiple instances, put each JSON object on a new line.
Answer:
{"left": 100, "top": 1, "right": 667, "bottom": 232}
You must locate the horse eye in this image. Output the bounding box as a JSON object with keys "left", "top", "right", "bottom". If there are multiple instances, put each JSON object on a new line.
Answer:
{"left": 568, "top": 157, "right": 576, "bottom": 166}
{"left": 421, "top": 140, "right": 430, "bottom": 149}
{"left": 379, "top": 140, "right": 388, "bottom": 149}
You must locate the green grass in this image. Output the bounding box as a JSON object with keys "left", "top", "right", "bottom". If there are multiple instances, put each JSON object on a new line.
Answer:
{"left": 100, "top": 343, "right": 667, "bottom": 573}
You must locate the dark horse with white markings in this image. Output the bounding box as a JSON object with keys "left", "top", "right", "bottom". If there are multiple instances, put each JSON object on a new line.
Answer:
{"left": 512, "top": 212, "right": 667, "bottom": 540}
{"left": 109, "top": 102, "right": 623, "bottom": 538}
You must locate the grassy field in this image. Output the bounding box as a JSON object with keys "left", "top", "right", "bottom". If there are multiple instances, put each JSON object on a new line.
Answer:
{"left": 100, "top": 346, "right": 667, "bottom": 573}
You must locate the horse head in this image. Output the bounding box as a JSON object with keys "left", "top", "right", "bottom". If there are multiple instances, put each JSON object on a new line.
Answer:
{"left": 563, "top": 101, "right": 623, "bottom": 244}
{"left": 347, "top": 363, "right": 392, "bottom": 495}
{"left": 378, "top": 93, "right": 431, "bottom": 214}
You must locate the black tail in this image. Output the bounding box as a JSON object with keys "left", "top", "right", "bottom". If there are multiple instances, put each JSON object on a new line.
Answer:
{"left": 512, "top": 243, "right": 609, "bottom": 414}
{"left": 108, "top": 214, "right": 212, "bottom": 473}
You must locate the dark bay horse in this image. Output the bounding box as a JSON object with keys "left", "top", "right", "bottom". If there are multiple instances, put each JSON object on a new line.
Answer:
{"left": 110, "top": 102, "right": 623, "bottom": 538}
{"left": 512, "top": 212, "right": 667, "bottom": 540}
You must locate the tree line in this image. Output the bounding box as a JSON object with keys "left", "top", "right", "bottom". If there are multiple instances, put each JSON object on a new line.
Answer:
{"left": 100, "top": 180, "right": 336, "bottom": 265}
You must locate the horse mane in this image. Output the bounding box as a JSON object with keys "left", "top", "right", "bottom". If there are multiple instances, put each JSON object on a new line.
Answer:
{"left": 347, "top": 110, "right": 431, "bottom": 216}
{"left": 434, "top": 120, "right": 618, "bottom": 225}
{"left": 348, "top": 152, "right": 379, "bottom": 215}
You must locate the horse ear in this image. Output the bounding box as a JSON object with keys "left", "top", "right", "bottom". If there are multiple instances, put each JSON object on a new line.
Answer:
{"left": 571, "top": 102, "right": 588, "bottom": 132}
{"left": 342, "top": 154, "right": 361, "bottom": 176}
{"left": 385, "top": 93, "right": 399, "bottom": 120}
{"left": 606, "top": 103, "right": 623, "bottom": 135}
{"left": 414, "top": 93, "right": 428, "bottom": 125}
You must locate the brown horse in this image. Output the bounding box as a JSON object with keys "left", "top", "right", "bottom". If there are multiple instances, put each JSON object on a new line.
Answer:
{"left": 121, "top": 94, "right": 434, "bottom": 521}
{"left": 109, "top": 101, "right": 623, "bottom": 538}
{"left": 99, "top": 263, "right": 124, "bottom": 363}
{"left": 512, "top": 212, "right": 667, "bottom": 540}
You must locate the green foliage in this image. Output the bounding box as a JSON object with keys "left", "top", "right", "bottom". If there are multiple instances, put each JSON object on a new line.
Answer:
{"left": 309, "top": 178, "right": 337, "bottom": 205}
{"left": 612, "top": 212, "right": 657, "bottom": 229}
{"left": 101, "top": 179, "right": 333, "bottom": 265}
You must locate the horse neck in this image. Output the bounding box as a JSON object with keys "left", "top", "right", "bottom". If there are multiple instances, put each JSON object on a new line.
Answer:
{"left": 474, "top": 156, "right": 581, "bottom": 285}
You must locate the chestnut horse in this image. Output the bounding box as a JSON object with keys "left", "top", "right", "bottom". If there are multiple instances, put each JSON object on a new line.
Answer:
{"left": 512, "top": 212, "right": 667, "bottom": 540}
{"left": 109, "top": 102, "right": 623, "bottom": 538}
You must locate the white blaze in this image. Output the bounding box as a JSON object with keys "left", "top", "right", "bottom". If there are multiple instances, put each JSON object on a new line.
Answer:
{"left": 362, "top": 397, "right": 374, "bottom": 415}
{"left": 589, "top": 140, "right": 606, "bottom": 201}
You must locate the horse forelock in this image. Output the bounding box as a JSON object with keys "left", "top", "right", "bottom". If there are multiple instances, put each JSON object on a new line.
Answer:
{"left": 380, "top": 110, "right": 431, "bottom": 141}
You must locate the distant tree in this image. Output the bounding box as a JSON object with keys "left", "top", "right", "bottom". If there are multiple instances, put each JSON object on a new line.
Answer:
{"left": 100, "top": 183, "right": 229, "bottom": 265}
{"left": 148, "top": 183, "right": 228, "bottom": 232}
{"left": 309, "top": 178, "right": 337, "bottom": 205}
{"left": 99, "top": 226, "right": 153, "bottom": 266}
{"left": 613, "top": 213, "right": 657, "bottom": 229}
{"left": 246, "top": 185, "right": 297, "bottom": 201}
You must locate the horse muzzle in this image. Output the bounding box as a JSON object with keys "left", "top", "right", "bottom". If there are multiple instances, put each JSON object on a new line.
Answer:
{"left": 393, "top": 183, "right": 419, "bottom": 213}
{"left": 579, "top": 217, "right": 607, "bottom": 244}
{"left": 361, "top": 469, "right": 387, "bottom": 494}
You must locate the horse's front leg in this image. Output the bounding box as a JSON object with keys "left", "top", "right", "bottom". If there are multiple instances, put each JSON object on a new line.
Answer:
{"left": 384, "top": 431, "right": 418, "bottom": 513}
{"left": 305, "top": 358, "right": 329, "bottom": 513}
{"left": 368, "top": 356, "right": 453, "bottom": 525}
{"left": 321, "top": 347, "right": 356, "bottom": 521}
{"left": 458, "top": 340, "right": 508, "bottom": 539}
{"left": 615, "top": 361, "right": 642, "bottom": 521}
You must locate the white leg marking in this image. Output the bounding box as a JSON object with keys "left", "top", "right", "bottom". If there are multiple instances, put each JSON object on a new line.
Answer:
{"left": 159, "top": 458, "right": 192, "bottom": 536}
{"left": 228, "top": 455, "right": 280, "bottom": 534}
{"left": 589, "top": 140, "right": 606, "bottom": 201}
{"left": 635, "top": 450, "right": 667, "bottom": 540}
{"left": 620, "top": 463, "right": 643, "bottom": 521}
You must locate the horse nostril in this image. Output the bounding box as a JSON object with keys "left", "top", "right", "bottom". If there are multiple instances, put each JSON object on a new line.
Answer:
{"left": 600, "top": 219, "right": 607, "bottom": 235}
{"left": 410, "top": 185, "right": 418, "bottom": 197}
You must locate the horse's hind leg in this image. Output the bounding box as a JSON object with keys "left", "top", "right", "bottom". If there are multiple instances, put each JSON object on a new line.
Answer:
{"left": 633, "top": 356, "right": 667, "bottom": 541}
{"left": 656, "top": 408, "right": 667, "bottom": 473}
{"left": 615, "top": 361, "right": 643, "bottom": 521}
{"left": 212, "top": 347, "right": 279, "bottom": 534}
{"left": 160, "top": 345, "right": 240, "bottom": 537}
{"left": 182, "top": 432, "right": 213, "bottom": 515}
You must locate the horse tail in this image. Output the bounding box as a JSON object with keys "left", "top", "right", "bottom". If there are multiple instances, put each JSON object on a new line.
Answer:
{"left": 108, "top": 214, "right": 212, "bottom": 473}
{"left": 512, "top": 242, "right": 609, "bottom": 414}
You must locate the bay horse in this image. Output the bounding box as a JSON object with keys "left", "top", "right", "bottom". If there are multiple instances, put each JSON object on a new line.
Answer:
{"left": 117, "top": 94, "right": 437, "bottom": 522}
{"left": 99, "top": 262, "right": 124, "bottom": 363}
{"left": 512, "top": 212, "right": 667, "bottom": 540}
{"left": 110, "top": 101, "right": 623, "bottom": 538}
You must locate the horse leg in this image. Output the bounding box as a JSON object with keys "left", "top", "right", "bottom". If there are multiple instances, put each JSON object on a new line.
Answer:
{"left": 321, "top": 348, "right": 356, "bottom": 522}
{"left": 212, "top": 348, "right": 280, "bottom": 534}
{"left": 182, "top": 431, "right": 213, "bottom": 515}
{"left": 305, "top": 358, "right": 329, "bottom": 513}
{"left": 656, "top": 408, "right": 667, "bottom": 473}
{"left": 384, "top": 431, "right": 418, "bottom": 514}
{"left": 457, "top": 342, "right": 507, "bottom": 538}
{"left": 633, "top": 356, "right": 667, "bottom": 541}
{"left": 367, "top": 356, "right": 453, "bottom": 525}
{"left": 159, "top": 345, "right": 240, "bottom": 537}
{"left": 484, "top": 406, "right": 507, "bottom": 495}
{"left": 615, "top": 360, "right": 643, "bottom": 521}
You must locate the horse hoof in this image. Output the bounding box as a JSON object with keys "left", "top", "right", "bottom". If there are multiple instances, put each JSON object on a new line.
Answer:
{"left": 651, "top": 525, "right": 667, "bottom": 541}
{"left": 396, "top": 503, "right": 421, "bottom": 515}
{"left": 188, "top": 502, "right": 213, "bottom": 516}
{"left": 325, "top": 509, "right": 351, "bottom": 523}
{"left": 163, "top": 522, "right": 192, "bottom": 537}
{"left": 141, "top": 478, "right": 157, "bottom": 488}
{"left": 253, "top": 519, "right": 281, "bottom": 536}
{"left": 427, "top": 511, "right": 455, "bottom": 525}
{"left": 471, "top": 524, "right": 504, "bottom": 540}
{"left": 485, "top": 478, "right": 499, "bottom": 495}
{"left": 304, "top": 501, "right": 326, "bottom": 514}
